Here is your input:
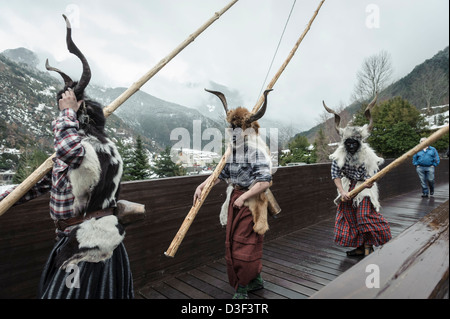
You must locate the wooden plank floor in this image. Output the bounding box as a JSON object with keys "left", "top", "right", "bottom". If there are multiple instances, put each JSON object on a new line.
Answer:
{"left": 138, "top": 182, "right": 449, "bottom": 299}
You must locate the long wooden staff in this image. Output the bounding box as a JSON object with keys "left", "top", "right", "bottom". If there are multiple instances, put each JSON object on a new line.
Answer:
{"left": 164, "top": 0, "right": 326, "bottom": 258}
{"left": 0, "top": 0, "right": 239, "bottom": 218}
{"left": 345, "top": 125, "right": 449, "bottom": 201}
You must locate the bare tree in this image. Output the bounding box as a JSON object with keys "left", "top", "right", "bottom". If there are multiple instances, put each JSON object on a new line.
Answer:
{"left": 278, "top": 124, "right": 296, "bottom": 149}
{"left": 313, "top": 128, "right": 332, "bottom": 163}
{"left": 352, "top": 50, "right": 393, "bottom": 102}
{"left": 412, "top": 65, "right": 449, "bottom": 114}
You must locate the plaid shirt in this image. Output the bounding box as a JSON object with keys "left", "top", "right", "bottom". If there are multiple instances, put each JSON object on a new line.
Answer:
{"left": 219, "top": 139, "right": 272, "bottom": 188}
{"left": 331, "top": 157, "right": 371, "bottom": 182}
{"left": 0, "top": 108, "right": 85, "bottom": 230}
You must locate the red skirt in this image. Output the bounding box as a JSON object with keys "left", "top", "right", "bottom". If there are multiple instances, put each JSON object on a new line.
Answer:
{"left": 225, "top": 189, "right": 263, "bottom": 290}
{"left": 334, "top": 180, "right": 391, "bottom": 248}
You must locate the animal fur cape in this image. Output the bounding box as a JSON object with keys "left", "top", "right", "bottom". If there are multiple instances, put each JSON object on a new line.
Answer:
{"left": 329, "top": 128, "right": 384, "bottom": 212}
{"left": 219, "top": 133, "right": 273, "bottom": 234}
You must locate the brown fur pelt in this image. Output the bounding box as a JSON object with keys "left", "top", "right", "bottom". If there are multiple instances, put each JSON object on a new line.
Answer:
{"left": 220, "top": 185, "right": 270, "bottom": 235}
{"left": 226, "top": 107, "right": 261, "bottom": 134}
{"left": 244, "top": 190, "right": 269, "bottom": 235}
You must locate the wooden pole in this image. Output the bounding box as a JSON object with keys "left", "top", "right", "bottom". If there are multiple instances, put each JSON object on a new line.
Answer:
{"left": 0, "top": 155, "right": 55, "bottom": 218}
{"left": 345, "top": 125, "right": 449, "bottom": 201}
{"left": 164, "top": 0, "right": 326, "bottom": 257}
{"left": 164, "top": 146, "right": 232, "bottom": 258}
{"left": 0, "top": 0, "right": 239, "bottom": 218}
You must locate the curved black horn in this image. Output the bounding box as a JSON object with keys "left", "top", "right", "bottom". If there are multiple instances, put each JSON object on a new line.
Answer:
{"left": 45, "top": 58, "right": 74, "bottom": 87}
{"left": 248, "top": 89, "right": 273, "bottom": 123}
{"left": 322, "top": 101, "right": 341, "bottom": 134}
{"left": 63, "top": 14, "right": 91, "bottom": 95}
{"left": 364, "top": 92, "right": 378, "bottom": 131}
{"left": 205, "top": 89, "right": 229, "bottom": 114}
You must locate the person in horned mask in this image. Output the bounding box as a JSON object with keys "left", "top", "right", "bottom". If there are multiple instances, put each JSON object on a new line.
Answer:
{"left": 324, "top": 95, "right": 391, "bottom": 257}
{"left": 0, "top": 15, "right": 134, "bottom": 299}
{"left": 194, "top": 89, "right": 273, "bottom": 299}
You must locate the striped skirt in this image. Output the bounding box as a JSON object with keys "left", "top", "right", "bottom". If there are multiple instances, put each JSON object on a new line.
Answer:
{"left": 38, "top": 236, "right": 134, "bottom": 299}
{"left": 334, "top": 180, "right": 391, "bottom": 248}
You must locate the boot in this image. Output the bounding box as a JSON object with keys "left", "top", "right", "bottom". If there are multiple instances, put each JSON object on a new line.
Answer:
{"left": 232, "top": 285, "right": 248, "bottom": 299}
{"left": 364, "top": 244, "right": 374, "bottom": 256}
{"left": 247, "top": 274, "right": 264, "bottom": 292}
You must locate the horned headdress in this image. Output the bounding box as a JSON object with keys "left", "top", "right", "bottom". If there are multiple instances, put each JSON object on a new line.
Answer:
{"left": 46, "top": 15, "right": 105, "bottom": 131}
{"left": 323, "top": 93, "right": 378, "bottom": 143}
{"left": 205, "top": 88, "right": 273, "bottom": 133}
{"left": 46, "top": 15, "right": 91, "bottom": 99}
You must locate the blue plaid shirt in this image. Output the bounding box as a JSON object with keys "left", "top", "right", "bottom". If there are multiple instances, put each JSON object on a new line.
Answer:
{"left": 0, "top": 108, "right": 85, "bottom": 229}
{"left": 331, "top": 158, "right": 370, "bottom": 182}
{"left": 219, "top": 139, "right": 272, "bottom": 188}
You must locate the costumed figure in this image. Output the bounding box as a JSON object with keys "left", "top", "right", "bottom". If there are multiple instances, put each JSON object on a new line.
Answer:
{"left": 193, "top": 89, "right": 274, "bottom": 299}
{"left": 323, "top": 94, "right": 391, "bottom": 257}
{"left": 0, "top": 15, "right": 144, "bottom": 298}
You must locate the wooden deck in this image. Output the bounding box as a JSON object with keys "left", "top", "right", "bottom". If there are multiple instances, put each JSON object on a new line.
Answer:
{"left": 138, "top": 182, "right": 449, "bottom": 299}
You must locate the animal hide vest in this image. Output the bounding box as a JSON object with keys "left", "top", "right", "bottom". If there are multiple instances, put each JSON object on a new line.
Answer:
{"left": 57, "top": 132, "right": 124, "bottom": 269}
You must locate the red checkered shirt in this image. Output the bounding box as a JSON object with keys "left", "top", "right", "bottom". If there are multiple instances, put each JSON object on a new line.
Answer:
{"left": 0, "top": 108, "right": 85, "bottom": 229}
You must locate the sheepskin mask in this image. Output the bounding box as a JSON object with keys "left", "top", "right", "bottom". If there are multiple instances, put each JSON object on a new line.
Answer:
{"left": 323, "top": 93, "right": 378, "bottom": 145}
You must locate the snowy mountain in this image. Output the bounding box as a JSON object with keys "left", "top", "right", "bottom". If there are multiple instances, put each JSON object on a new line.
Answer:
{"left": 85, "top": 85, "right": 224, "bottom": 149}
{"left": 0, "top": 47, "right": 226, "bottom": 159}
{"left": 0, "top": 48, "right": 141, "bottom": 155}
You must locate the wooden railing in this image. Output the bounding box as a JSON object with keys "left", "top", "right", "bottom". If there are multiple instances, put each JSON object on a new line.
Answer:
{"left": 0, "top": 159, "right": 448, "bottom": 298}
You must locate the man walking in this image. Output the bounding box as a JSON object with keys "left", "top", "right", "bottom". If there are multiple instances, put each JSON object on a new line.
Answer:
{"left": 413, "top": 137, "right": 440, "bottom": 198}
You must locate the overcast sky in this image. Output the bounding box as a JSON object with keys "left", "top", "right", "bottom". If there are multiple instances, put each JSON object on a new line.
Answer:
{"left": 0, "top": 0, "right": 448, "bottom": 132}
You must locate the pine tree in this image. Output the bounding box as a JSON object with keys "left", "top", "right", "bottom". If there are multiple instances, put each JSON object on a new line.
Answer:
{"left": 279, "top": 135, "right": 313, "bottom": 165}
{"left": 116, "top": 139, "right": 134, "bottom": 181}
{"left": 365, "top": 97, "right": 424, "bottom": 157}
{"left": 151, "top": 146, "right": 186, "bottom": 178}
{"left": 128, "top": 136, "right": 150, "bottom": 181}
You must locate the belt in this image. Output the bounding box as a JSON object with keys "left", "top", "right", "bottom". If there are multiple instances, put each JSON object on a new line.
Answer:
{"left": 54, "top": 208, "right": 115, "bottom": 231}
{"left": 232, "top": 184, "right": 249, "bottom": 191}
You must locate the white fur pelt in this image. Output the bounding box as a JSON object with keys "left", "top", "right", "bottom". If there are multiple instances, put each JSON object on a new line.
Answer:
{"left": 57, "top": 215, "right": 125, "bottom": 269}
{"left": 220, "top": 185, "right": 234, "bottom": 227}
{"left": 330, "top": 125, "right": 384, "bottom": 212}
{"left": 68, "top": 139, "right": 101, "bottom": 215}
{"left": 85, "top": 135, "right": 123, "bottom": 209}
{"left": 337, "top": 177, "right": 381, "bottom": 212}
{"left": 330, "top": 144, "right": 384, "bottom": 178}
